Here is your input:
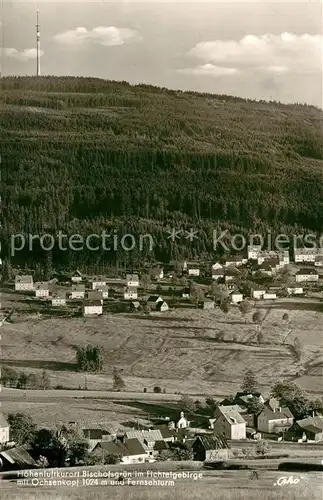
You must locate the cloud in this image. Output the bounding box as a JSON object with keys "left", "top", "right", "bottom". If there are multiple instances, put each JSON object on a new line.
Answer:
{"left": 186, "top": 33, "right": 322, "bottom": 76}
{"left": 53, "top": 26, "right": 141, "bottom": 47}
{"left": 178, "top": 64, "right": 239, "bottom": 77}
{"left": 4, "top": 48, "right": 44, "bottom": 61}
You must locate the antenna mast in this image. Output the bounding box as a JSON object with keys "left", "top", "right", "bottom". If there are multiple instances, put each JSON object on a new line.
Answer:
{"left": 36, "top": 8, "right": 40, "bottom": 76}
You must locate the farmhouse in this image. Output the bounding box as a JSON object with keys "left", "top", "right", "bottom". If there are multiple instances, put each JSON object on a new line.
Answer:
{"left": 156, "top": 300, "right": 169, "bottom": 312}
{"left": 147, "top": 295, "right": 163, "bottom": 308}
{"left": 51, "top": 291, "right": 66, "bottom": 307}
{"left": 86, "top": 290, "right": 104, "bottom": 304}
{"left": 14, "top": 275, "right": 34, "bottom": 291}
{"left": 314, "top": 256, "right": 323, "bottom": 267}
{"left": 224, "top": 269, "right": 237, "bottom": 282}
{"left": 295, "top": 268, "right": 319, "bottom": 283}
{"left": 70, "top": 284, "right": 85, "bottom": 299}
{"left": 125, "top": 430, "right": 163, "bottom": 459}
{"left": 93, "top": 438, "right": 148, "bottom": 464}
{"left": 153, "top": 425, "right": 175, "bottom": 443}
{"left": 187, "top": 266, "right": 200, "bottom": 277}
{"left": 285, "top": 416, "right": 323, "bottom": 442}
{"left": 98, "top": 285, "right": 109, "bottom": 299}
{"left": 82, "top": 300, "right": 103, "bottom": 316}
{"left": 34, "top": 282, "right": 50, "bottom": 298}
{"left": 225, "top": 256, "right": 246, "bottom": 267}
{"left": 152, "top": 267, "right": 164, "bottom": 280}
{"left": 126, "top": 274, "right": 139, "bottom": 287}
{"left": 257, "top": 406, "right": 294, "bottom": 434}
{"left": 263, "top": 291, "right": 277, "bottom": 300}
{"left": 182, "top": 287, "right": 190, "bottom": 298}
{"left": 90, "top": 277, "right": 107, "bottom": 290}
{"left": 82, "top": 428, "right": 113, "bottom": 452}
{"left": 0, "top": 413, "right": 10, "bottom": 444}
{"left": 247, "top": 245, "right": 262, "bottom": 260}
{"left": 0, "top": 446, "right": 38, "bottom": 471}
{"left": 124, "top": 286, "right": 138, "bottom": 300}
{"left": 212, "top": 262, "right": 223, "bottom": 271}
{"left": 192, "top": 435, "right": 229, "bottom": 462}
{"left": 212, "top": 406, "right": 246, "bottom": 440}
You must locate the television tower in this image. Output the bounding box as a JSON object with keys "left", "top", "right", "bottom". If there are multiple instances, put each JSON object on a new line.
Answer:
{"left": 36, "top": 8, "right": 40, "bottom": 76}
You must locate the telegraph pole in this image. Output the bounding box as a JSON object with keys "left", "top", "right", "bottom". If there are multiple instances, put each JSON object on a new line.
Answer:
{"left": 36, "top": 8, "right": 40, "bottom": 76}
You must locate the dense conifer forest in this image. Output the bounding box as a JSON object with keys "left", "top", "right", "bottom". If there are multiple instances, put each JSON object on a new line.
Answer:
{"left": 1, "top": 76, "right": 322, "bottom": 273}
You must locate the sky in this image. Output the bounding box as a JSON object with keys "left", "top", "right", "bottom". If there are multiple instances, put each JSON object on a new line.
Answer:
{"left": 1, "top": 0, "right": 322, "bottom": 106}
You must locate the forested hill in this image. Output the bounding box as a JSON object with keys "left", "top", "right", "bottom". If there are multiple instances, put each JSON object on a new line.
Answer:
{"left": 1, "top": 76, "right": 323, "bottom": 272}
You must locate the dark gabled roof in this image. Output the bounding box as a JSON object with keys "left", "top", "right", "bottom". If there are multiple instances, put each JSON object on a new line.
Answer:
{"left": 194, "top": 434, "right": 228, "bottom": 450}
{"left": 260, "top": 406, "right": 294, "bottom": 420}
{"left": 0, "top": 446, "right": 38, "bottom": 468}
{"left": 83, "top": 300, "right": 102, "bottom": 307}
{"left": 296, "top": 268, "right": 319, "bottom": 275}
{"left": 153, "top": 425, "right": 174, "bottom": 439}
{"left": 296, "top": 416, "right": 323, "bottom": 432}
{"left": 156, "top": 301, "right": 168, "bottom": 310}
{"left": 147, "top": 295, "right": 162, "bottom": 303}
{"left": 124, "top": 438, "right": 146, "bottom": 456}
{"left": 82, "top": 428, "right": 107, "bottom": 440}
{"left": 153, "top": 440, "right": 169, "bottom": 451}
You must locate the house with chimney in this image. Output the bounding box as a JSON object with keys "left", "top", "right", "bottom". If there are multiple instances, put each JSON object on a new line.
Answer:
{"left": 92, "top": 438, "right": 148, "bottom": 464}
{"left": 51, "top": 291, "right": 67, "bottom": 307}
{"left": 126, "top": 274, "right": 139, "bottom": 288}
{"left": 257, "top": 404, "right": 294, "bottom": 434}
{"left": 34, "top": 282, "right": 50, "bottom": 298}
{"left": 70, "top": 284, "right": 85, "bottom": 299}
{"left": 124, "top": 286, "right": 138, "bottom": 300}
{"left": 211, "top": 406, "right": 246, "bottom": 440}
{"left": 82, "top": 300, "right": 103, "bottom": 316}
{"left": 90, "top": 277, "right": 107, "bottom": 290}
{"left": 285, "top": 415, "right": 323, "bottom": 442}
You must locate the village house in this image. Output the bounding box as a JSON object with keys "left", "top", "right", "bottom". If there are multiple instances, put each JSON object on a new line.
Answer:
{"left": 257, "top": 250, "right": 289, "bottom": 267}
{"left": 124, "top": 286, "right": 138, "bottom": 300}
{"left": 230, "top": 291, "right": 243, "bottom": 304}
{"left": 153, "top": 425, "right": 175, "bottom": 443}
{"left": 93, "top": 438, "right": 148, "bottom": 464}
{"left": 71, "top": 271, "right": 83, "bottom": 283}
{"left": 51, "top": 291, "right": 67, "bottom": 307}
{"left": 0, "top": 413, "right": 10, "bottom": 444}
{"left": 126, "top": 274, "right": 139, "bottom": 288}
{"left": 14, "top": 275, "right": 34, "bottom": 291}
{"left": 125, "top": 430, "right": 163, "bottom": 459}
{"left": 258, "top": 259, "right": 278, "bottom": 276}
{"left": 294, "top": 248, "right": 320, "bottom": 263}
{"left": 212, "top": 406, "right": 246, "bottom": 440}
{"left": 34, "top": 282, "right": 50, "bottom": 298}
{"left": 285, "top": 415, "right": 323, "bottom": 442}
{"left": 192, "top": 435, "right": 229, "bottom": 462}
{"left": 257, "top": 405, "right": 294, "bottom": 434}
{"left": 224, "top": 269, "right": 237, "bottom": 282}
{"left": 90, "top": 277, "right": 107, "bottom": 290}
{"left": 182, "top": 287, "right": 190, "bottom": 299}
{"left": 156, "top": 300, "right": 169, "bottom": 312}
{"left": 295, "top": 268, "right": 319, "bottom": 283}
{"left": 252, "top": 288, "right": 265, "bottom": 300}
{"left": 212, "top": 268, "right": 224, "bottom": 281}
{"left": 152, "top": 267, "right": 164, "bottom": 280}
{"left": 225, "top": 256, "right": 246, "bottom": 267}
{"left": 212, "top": 262, "right": 223, "bottom": 272}
{"left": 287, "top": 286, "right": 304, "bottom": 296}
{"left": 263, "top": 290, "right": 277, "bottom": 300}
{"left": 82, "top": 428, "right": 113, "bottom": 452}
{"left": 86, "top": 290, "right": 104, "bottom": 304}
{"left": 82, "top": 300, "right": 103, "bottom": 316}
{"left": 70, "top": 284, "right": 85, "bottom": 299}
{"left": 187, "top": 266, "right": 200, "bottom": 277}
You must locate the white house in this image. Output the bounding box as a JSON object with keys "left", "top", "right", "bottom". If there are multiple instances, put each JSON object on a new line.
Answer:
{"left": 147, "top": 295, "right": 163, "bottom": 307}
{"left": 90, "top": 277, "right": 107, "bottom": 290}
{"left": 295, "top": 269, "right": 319, "bottom": 283}
{"left": 177, "top": 412, "right": 190, "bottom": 429}
{"left": 257, "top": 406, "right": 294, "bottom": 434}
{"left": 212, "top": 262, "right": 223, "bottom": 271}
{"left": 314, "top": 256, "right": 323, "bottom": 267}
{"left": 126, "top": 274, "right": 139, "bottom": 287}
{"left": 252, "top": 289, "right": 265, "bottom": 300}
{"left": 15, "top": 275, "right": 34, "bottom": 291}
{"left": 287, "top": 286, "right": 304, "bottom": 296}
{"left": 182, "top": 288, "right": 190, "bottom": 299}
{"left": 124, "top": 286, "right": 138, "bottom": 300}
{"left": 212, "top": 406, "right": 246, "bottom": 440}
{"left": 51, "top": 291, "right": 66, "bottom": 307}
{"left": 82, "top": 300, "right": 103, "bottom": 316}
{"left": 0, "top": 413, "right": 10, "bottom": 444}
{"left": 225, "top": 256, "right": 246, "bottom": 267}
{"left": 224, "top": 270, "right": 236, "bottom": 282}
{"left": 93, "top": 438, "right": 148, "bottom": 465}
{"left": 70, "top": 284, "right": 85, "bottom": 299}
{"left": 34, "top": 282, "right": 50, "bottom": 298}
{"left": 263, "top": 292, "right": 277, "bottom": 300}
{"left": 188, "top": 267, "right": 200, "bottom": 277}
{"left": 294, "top": 248, "right": 319, "bottom": 263}
{"left": 230, "top": 292, "right": 243, "bottom": 304}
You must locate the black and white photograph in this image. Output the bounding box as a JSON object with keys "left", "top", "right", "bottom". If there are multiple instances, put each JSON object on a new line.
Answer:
{"left": 0, "top": 0, "right": 322, "bottom": 499}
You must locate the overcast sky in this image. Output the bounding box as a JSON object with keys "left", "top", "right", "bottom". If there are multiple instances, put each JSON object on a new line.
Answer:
{"left": 2, "top": 1, "right": 322, "bottom": 106}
